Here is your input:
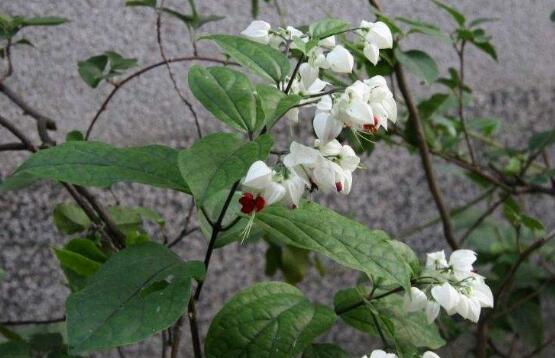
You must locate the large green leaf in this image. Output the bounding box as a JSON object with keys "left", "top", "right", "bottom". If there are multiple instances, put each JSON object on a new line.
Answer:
{"left": 204, "top": 282, "right": 336, "bottom": 358}
{"left": 256, "top": 84, "right": 301, "bottom": 128}
{"left": 0, "top": 141, "right": 189, "bottom": 193}
{"left": 66, "top": 242, "right": 205, "bottom": 354}
{"left": 178, "top": 133, "right": 272, "bottom": 204}
{"left": 188, "top": 65, "right": 258, "bottom": 131}
{"left": 255, "top": 202, "right": 413, "bottom": 289}
{"left": 204, "top": 35, "right": 290, "bottom": 83}
{"left": 431, "top": 0, "right": 466, "bottom": 26}
{"left": 394, "top": 49, "right": 439, "bottom": 84}
{"left": 303, "top": 343, "right": 350, "bottom": 358}
{"left": 335, "top": 287, "right": 445, "bottom": 356}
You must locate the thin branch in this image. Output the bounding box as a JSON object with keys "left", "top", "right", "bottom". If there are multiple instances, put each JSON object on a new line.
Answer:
{"left": 186, "top": 300, "right": 202, "bottom": 358}
{"left": 167, "top": 227, "right": 199, "bottom": 248}
{"left": 156, "top": 3, "right": 202, "bottom": 139}
{"left": 522, "top": 335, "right": 555, "bottom": 358}
{"left": 0, "top": 83, "right": 57, "bottom": 131}
{"left": 393, "top": 62, "right": 458, "bottom": 250}
{"left": 0, "top": 142, "right": 27, "bottom": 151}
{"left": 456, "top": 41, "right": 476, "bottom": 164}
{"left": 84, "top": 55, "right": 234, "bottom": 139}
{"left": 170, "top": 316, "right": 185, "bottom": 358}
{"left": 284, "top": 56, "right": 303, "bottom": 94}
{"left": 0, "top": 114, "right": 36, "bottom": 151}
{"left": 458, "top": 192, "right": 509, "bottom": 244}
{"left": 0, "top": 317, "right": 65, "bottom": 326}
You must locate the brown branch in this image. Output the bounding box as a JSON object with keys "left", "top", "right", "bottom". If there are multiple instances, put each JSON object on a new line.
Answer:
{"left": 393, "top": 63, "right": 458, "bottom": 250}
{"left": 186, "top": 300, "right": 202, "bottom": 358}
{"left": 0, "top": 316, "right": 65, "bottom": 326}
{"left": 156, "top": 4, "right": 202, "bottom": 139}
{"left": 456, "top": 41, "right": 476, "bottom": 164}
{"left": 459, "top": 192, "right": 509, "bottom": 244}
{"left": 0, "top": 142, "right": 27, "bottom": 151}
{"left": 0, "top": 114, "right": 37, "bottom": 151}
{"left": 0, "top": 38, "right": 13, "bottom": 83}
{"left": 0, "top": 83, "right": 57, "bottom": 131}
{"left": 84, "top": 55, "right": 233, "bottom": 140}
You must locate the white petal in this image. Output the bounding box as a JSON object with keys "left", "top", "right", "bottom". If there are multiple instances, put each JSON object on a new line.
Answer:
{"left": 313, "top": 112, "right": 343, "bottom": 143}
{"left": 369, "top": 350, "right": 388, "bottom": 358}
{"left": 404, "top": 287, "right": 428, "bottom": 312}
{"left": 455, "top": 294, "right": 470, "bottom": 319}
{"left": 364, "top": 75, "right": 388, "bottom": 89}
{"left": 312, "top": 159, "right": 344, "bottom": 193}
{"left": 342, "top": 170, "right": 352, "bottom": 194}
{"left": 466, "top": 298, "right": 482, "bottom": 323}
{"left": 426, "top": 250, "right": 448, "bottom": 270}
{"left": 283, "top": 142, "right": 321, "bottom": 168}
{"left": 281, "top": 174, "right": 305, "bottom": 207}
{"left": 286, "top": 26, "right": 304, "bottom": 39}
{"left": 363, "top": 42, "right": 380, "bottom": 65}
{"left": 243, "top": 161, "right": 272, "bottom": 190}
{"left": 339, "top": 145, "right": 360, "bottom": 172}
{"left": 306, "top": 78, "right": 329, "bottom": 94}
{"left": 422, "top": 351, "right": 441, "bottom": 358}
{"left": 449, "top": 249, "right": 477, "bottom": 274}
{"left": 241, "top": 20, "right": 271, "bottom": 44}
{"left": 426, "top": 301, "right": 440, "bottom": 323}
{"left": 299, "top": 63, "right": 319, "bottom": 90}
{"left": 316, "top": 95, "right": 333, "bottom": 113}
{"left": 346, "top": 81, "right": 370, "bottom": 101}
{"left": 431, "top": 283, "right": 460, "bottom": 311}
{"left": 318, "top": 35, "right": 336, "bottom": 48}
{"left": 366, "top": 21, "right": 393, "bottom": 49}
{"left": 383, "top": 97, "right": 397, "bottom": 123}
{"left": 316, "top": 138, "right": 342, "bottom": 156}
{"left": 262, "top": 182, "right": 286, "bottom": 205}
{"left": 346, "top": 98, "right": 373, "bottom": 126}
{"left": 470, "top": 278, "right": 494, "bottom": 308}
{"left": 326, "top": 45, "right": 354, "bottom": 73}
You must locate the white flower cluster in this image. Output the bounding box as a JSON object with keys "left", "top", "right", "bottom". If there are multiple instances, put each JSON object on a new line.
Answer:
{"left": 239, "top": 20, "right": 397, "bottom": 215}
{"left": 364, "top": 350, "right": 440, "bottom": 358}
{"left": 404, "top": 250, "right": 494, "bottom": 323}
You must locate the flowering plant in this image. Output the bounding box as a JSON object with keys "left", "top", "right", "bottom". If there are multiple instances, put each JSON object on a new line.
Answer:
{"left": 1, "top": 1, "right": 554, "bottom": 358}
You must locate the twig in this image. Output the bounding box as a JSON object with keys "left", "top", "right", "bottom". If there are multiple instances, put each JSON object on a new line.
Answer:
{"left": 456, "top": 41, "right": 476, "bottom": 164}
{"left": 0, "top": 142, "right": 27, "bottom": 151}
{"left": 84, "top": 55, "right": 234, "bottom": 139}
{"left": 284, "top": 56, "right": 303, "bottom": 94}
{"left": 167, "top": 227, "right": 199, "bottom": 248}
{"left": 0, "top": 114, "right": 37, "bottom": 151}
{"left": 0, "top": 83, "right": 57, "bottom": 131}
{"left": 156, "top": 3, "right": 202, "bottom": 139}
{"left": 186, "top": 300, "right": 202, "bottom": 358}
{"left": 458, "top": 192, "right": 509, "bottom": 244}
{"left": 170, "top": 316, "right": 185, "bottom": 358}
{"left": 0, "top": 317, "right": 65, "bottom": 326}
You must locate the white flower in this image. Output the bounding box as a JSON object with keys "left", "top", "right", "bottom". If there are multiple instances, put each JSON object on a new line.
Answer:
{"left": 426, "top": 300, "right": 441, "bottom": 323}
{"left": 261, "top": 181, "right": 286, "bottom": 205}
{"left": 404, "top": 287, "right": 428, "bottom": 312}
{"left": 468, "top": 275, "right": 494, "bottom": 308}
{"left": 369, "top": 350, "right": 398, "bottom": 358}
{"left": 431, "top": 282, "right": 460, "bottom": 312}
{"left": 316, "top": 95, "right": 333, "bottom": 113}
{"left": 315, "top": 139, "right": 342, "bottom": 156}
{"left": 313, "top": 112, "right": 343, "bottom": 143}
{"left": 360, "top": 21, "right": 393, "bottom": 65}
{"left": 243, "top": 160, "right": 273, "bottom": 191}
{"left": 426, "top": 250, "right": 448, "bottom": 270}
{"left": 241, "top": 20, "right": 271, "bottom": 44}
{"left": 312, "top": 157, "right": 346, "bottom": 193}
{"left": 279, "top": 173, "right": 306, "bottom": 208}
{"left": 449, "top": 249, "right": 477, "bottom": 279}
{"left": 286, "top": 26, "right": 304, "bottom": 40}
{"left": 338, "top": 144, "right": 360, "bottom": 172}
{"left": 318, "top": 35, "right": 336, "bottom": 49}
{"left": 326, "top": 45, "right": 354, "bottom": 73}
{"left": 422, "top": 352, "right": 441, "bottom": 358}
{"left": 365, "top": 76, "right": 397, "bottom": 129}
{"left": 290, "top": 63, "right": 328, "bottom": 96}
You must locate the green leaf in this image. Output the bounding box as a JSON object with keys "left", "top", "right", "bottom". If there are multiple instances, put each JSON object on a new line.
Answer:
{"left": 472, "top": 41, "right": 497, "bottom": 61}
{"left": 204, "top": 282, "right": 336, "bottom": 358}
{"left": 528, "top": 129, "right": 555, "bottom": 152}
{"left": 53, "top": 203, "right": 92, "bottom": 234}
{"left": 66, "top": 242, "right": 205, "bottom": 354}
{"left": 0, "top": 341, "right": 30, "bottom": 358}
{"left": 469, "top": 17, "right": 499, "bottom": 27}
{"left": 521, "top": 215, "right": 544, "bottom": 233}
{"left": 507, "top": 298, "right": 543, "bottom": 348}
{"left": 125, "top": 0, "right": 156, "bottom": 7}
{"left": 431, "top": 0, "right": 465, "bottom": 26}
{"left": 20, "top": 16, "right": 67, "bottom": 27}
{"left": 66, "top": 130, "right": 85, "bottom": 142}
{"left": 394, "top": 49, "right": 439, "bottom": 84}
{"left": 204, "top": 35, "right": 290, "bottom": 82}
{"left": 0, "top": 172, "right": 41, "bottom": 193}
{"left": 256, "top": 84, "right": 301, "bottom": 128}
{"left": 396, "top": 17, "right": 449, "bottom": 41}
{"left": 255, "top": 201, "right": 414, "bottom": 289}
{"left": 29, "top": 333, "right": 64, "bottom": 353}
{"left": 467, "top": 117, "right": 500, "bottom": 136}
{"left": 105, "top": 51, "right": 138, "bottom": 73}
{"left": 178, "top": 133, "right": 272, "bottom": 204}
{"left": 54, "top": 238, "right": 108, "bottom": 292}
{"left": 302, "top": 343, "right": 350, "bottom": 358}
{"left": 78, "top": 55, "right": 108, "bottom": 88}
{"left": 3, "top": 141, "right": 189, "bottom": 193}
{"left": 188, "top": 65, "right": 257, "bottom": 131}
{"left": 335, "top": 288, "right": 445, "bottom": 354}
{"left": 308, "top": 18, "right": 350, "bottom": 39}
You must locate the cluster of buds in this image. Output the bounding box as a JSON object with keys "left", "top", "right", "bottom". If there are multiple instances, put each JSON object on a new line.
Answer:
{"left": 404, "top": 250, "right": 494, "bottom": 323}
{"left": 239, "top": 19, "right": 396, "bottom": 215}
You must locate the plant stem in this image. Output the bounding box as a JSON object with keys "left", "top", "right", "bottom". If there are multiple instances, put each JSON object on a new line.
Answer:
{"left": 457, "top": 41, "right": 477, "bottom": 164}
{"left": 458, "top": 192, "right": 509, "bottom": 244}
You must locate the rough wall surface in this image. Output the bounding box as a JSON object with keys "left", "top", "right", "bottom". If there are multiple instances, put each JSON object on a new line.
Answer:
{"left": 1, "top": 0, "right": 554, "bottom": 357}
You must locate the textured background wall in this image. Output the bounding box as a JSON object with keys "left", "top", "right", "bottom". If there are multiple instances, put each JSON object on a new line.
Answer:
{"left": 1, "top": 0, "right": 554, "bottom": 357}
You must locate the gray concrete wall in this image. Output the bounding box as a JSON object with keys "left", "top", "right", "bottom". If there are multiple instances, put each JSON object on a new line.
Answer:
{"left": 1, "top": 0, "right": 554, "bottom": 357}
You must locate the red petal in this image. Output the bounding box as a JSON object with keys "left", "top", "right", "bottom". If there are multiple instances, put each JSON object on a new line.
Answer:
{"left": 254, "top": 195, "right": 266, "bottom": 212}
